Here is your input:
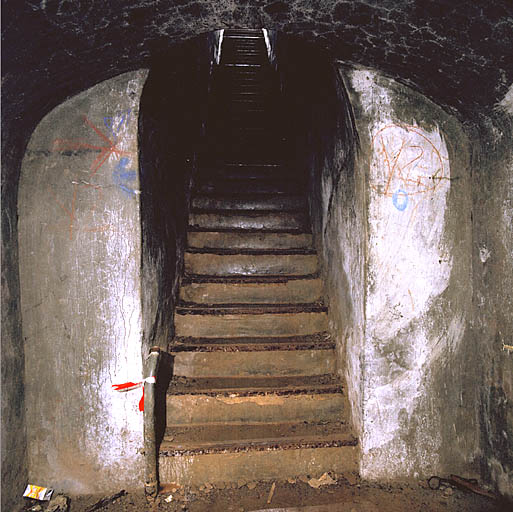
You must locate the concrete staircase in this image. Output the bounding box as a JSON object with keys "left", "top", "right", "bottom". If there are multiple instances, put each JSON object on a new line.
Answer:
{"left": 159, "top": 29, "right": 357, "bottom": 488}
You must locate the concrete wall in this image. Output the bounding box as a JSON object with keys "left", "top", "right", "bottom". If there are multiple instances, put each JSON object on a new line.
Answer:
{"left": 276, "top": 35, "right": 512, "bottom": 495}
{"left": 275, "top": 37, "right": 365, "bottom": 434}
{"left": 139, "top": 35, "right": 218, "bottom": 353}
{"left": 293, "top": 49, "right": 480, "bottom": 481}
{"left": 18, "top": 70, "right": 148, "bottom": 494}
{"left": 2, "top": 153, "right": 28, "bottom": 510}
{"left": 345, "top": 69, "right": 474, "bottom": 480}
{"left": 471, "top": 100, "right": 513, "bottom": 497}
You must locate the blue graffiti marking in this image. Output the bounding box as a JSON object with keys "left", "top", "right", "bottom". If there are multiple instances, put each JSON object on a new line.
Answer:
{"left": 113, "top": 157, "right": 137, "bottom": 196}
{"left": 392, "top": 189, "right": 408, "bottom": 211}
{"left": 104, "top": 109, "right": 132, "bottom": 139}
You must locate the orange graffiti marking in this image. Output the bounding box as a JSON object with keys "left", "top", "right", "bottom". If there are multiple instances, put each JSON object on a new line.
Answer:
{"left": 371, "top": 124, "right": 447, "bottom": 198}
{"left": 53, "top": 115, "right": 130, "bottom": 176}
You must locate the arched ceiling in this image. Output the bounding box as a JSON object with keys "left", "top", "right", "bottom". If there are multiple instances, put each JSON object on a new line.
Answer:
{"left": 2, "top": 0, "right": 512, "bottom": 134}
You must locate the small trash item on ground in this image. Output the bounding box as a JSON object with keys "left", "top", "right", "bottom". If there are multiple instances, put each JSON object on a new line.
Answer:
{"left": 86, "top": 490, "right": 127, "bottom": 511}
{"left": 165, "top": 494, "right": 173, "bottom": 503}
{"left": 47, "top": 494, "right": 70, "bottom": 512}
{"left": 307, "top": 472, "right": 337, "bottom": 488}
{"left": 267, "top": 482, "right": 276, "bottom": 504}
{"left": 23, "top": 484, "right": 54, "bottom": 501}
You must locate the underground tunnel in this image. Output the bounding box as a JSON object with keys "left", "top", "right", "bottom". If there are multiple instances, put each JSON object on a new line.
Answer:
{"left": 2, "top": 2, "right": 513, "bottom": 510}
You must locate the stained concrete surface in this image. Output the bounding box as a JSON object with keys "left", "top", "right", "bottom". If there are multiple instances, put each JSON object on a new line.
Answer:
{"left": 18, "top": 70, "right": 148, "bottom": 493}
{"left": 276, "top": 34, "right": 512, "bottom": 496}
{"left": 470, "top": 107, "right": 513, "bottom": 498}
{"left": 348, "top": 69, "right": 474, "bottom": 481}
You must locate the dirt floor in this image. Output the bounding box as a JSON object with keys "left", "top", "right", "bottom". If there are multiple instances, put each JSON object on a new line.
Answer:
{"left": 20, "top": 476, "right": 512, "bottom": 512}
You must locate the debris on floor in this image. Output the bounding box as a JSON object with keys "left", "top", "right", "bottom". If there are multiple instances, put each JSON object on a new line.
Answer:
{"left": 47, "top": 495, "right": 70, "bottom": 512}
{"left": 41, "top": 476, "right": 510, "bottom": 512}
{"left": 267, "top": 482, "right": 276, "bottom": 504}
{"left": 86, "top": 490, "right": 126, "bottom": 511}
{"left": 307, "top": 473, "right": 337, "bottom": 489}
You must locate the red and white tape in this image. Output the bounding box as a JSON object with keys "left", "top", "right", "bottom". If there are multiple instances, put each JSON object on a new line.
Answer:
{"left": 112, "top": 376, "right": 156, "bottom": 411}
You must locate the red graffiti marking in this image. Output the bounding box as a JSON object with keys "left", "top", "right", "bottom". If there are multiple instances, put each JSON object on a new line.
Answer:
{"left": 50, "top": 181, "right": 110, "bottom": 240}
{"left": 53, "top": 115, "right": 130, "bottom": 176}
{"left": 51, "top": 183, "right": 78, "bottom": 241}
{"left": 51, "top": 114, "right": 133, "bottom": 239}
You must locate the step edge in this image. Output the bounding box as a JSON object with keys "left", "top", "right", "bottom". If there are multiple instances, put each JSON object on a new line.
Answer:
{"left": 166, "top": 382, "right": 343, "bottom": 397}
{"left": 169, "top": 342, "right": 335, "bottom": 353}
{"left": 182, "top": 273, "right": 320, "bottom": 283}
{"left": 175, "top": 304, "right": 328, "bottom": 315}
{"left": 160, "top": 436, "right": 358, "bottom": 456}
{"left": 184, "top": 248, "right": 316, "bottom": 255}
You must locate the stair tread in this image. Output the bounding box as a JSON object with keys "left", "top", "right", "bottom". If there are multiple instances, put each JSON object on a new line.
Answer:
{"left": 160, "top": 421, "right": 356, "bottom": 455}
{"left": 188, "top": 226, "right": 310, "bottom": 233}
{"left": 190, "top": 202, "right": 307, "bottom": 213}
{"left": 174, "top": 332, "right": 330, "bottom": 343}
{"left": 176, "top": 303, "right": 327, "bottom": 315}
{"left": 167, "top": 374, "right": 342, "bottom": 396}
{"left": 185, "top": 247, "right": 315, "bottom": 255}
{"left": 183, "top": 274, "right": 319, "bottom": 283}
{"left": 191, "top": 207, "right": 305, "bottom": 214}
{"left": 171, "top": 334, "right": 334, "bottom": 352}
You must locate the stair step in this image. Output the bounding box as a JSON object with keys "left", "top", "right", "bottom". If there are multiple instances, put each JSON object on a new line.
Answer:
{"left": 166, "top": 379, "right": 344, "bottom": 425}
{"left": 175, "top": 309, "right": 328, "bottom": 338}
{"left": 167, "top": 374, "right": 339, "bottom": 394}
{"left": 189, "top": 211, "right": 308, "bottom": 231}
{"left": 187, "top": 231, "right": 312, "bottom": 250}
{"left": 222, "top": 54, "right": 265, "bottom": 62}
{"left": 159, "top": 419, "right": 357, "bottom": 487}
{"left": 179, "top": 276, "right": 322, "bottom": 304}
{"left": 176, "top": 303, "right": 326, "bottom": 314}
{"left": 196, "top": 180, "right": 303, "bottom": 195}
{"left": 191, "top": 195, "right": 306, "bottom": 212}
{"left": 184, "top": 252, "right": 318, "bottom": 276}
{"left": 223, "top": 63, "right": 263, "bottom": 68}
{"left": 171, "top": 333, "right": 333, "bottom": 351}
{"left": 171, "top": 345, "right": 335, "bottom": 378}
{"left": 198, "top": 164, "right": 288, "bottom": 181}
{"left": 197, "top": 169, "right": 299, "bottom": 182}
{"left": 159, "top": 442, "right": 357, "bottom": 488}
{"left": 161, "top": 421, "right": 355, "bottom": 454}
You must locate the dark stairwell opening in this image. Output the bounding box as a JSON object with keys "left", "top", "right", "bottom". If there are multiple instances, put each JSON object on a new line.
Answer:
{"left": 139, "top": 30, "right": 361, "bottom": 489}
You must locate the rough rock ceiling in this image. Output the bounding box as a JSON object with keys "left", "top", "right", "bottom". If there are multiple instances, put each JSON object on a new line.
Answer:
{"left": 2, "top": 0, "right": 513, "bottom": 130}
